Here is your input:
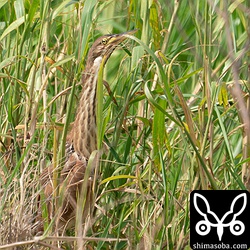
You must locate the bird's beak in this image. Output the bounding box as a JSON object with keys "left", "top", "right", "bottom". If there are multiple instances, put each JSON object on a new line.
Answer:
{"left": 102, "top": 29, "right": 137, "bottom": 63}
{"left": 107, "top": 29, "right": 137, "bottom": 46}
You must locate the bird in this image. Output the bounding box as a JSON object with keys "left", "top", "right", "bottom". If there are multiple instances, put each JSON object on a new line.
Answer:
{"left": 37, "top": 30, "right": 136, "bottom": 233}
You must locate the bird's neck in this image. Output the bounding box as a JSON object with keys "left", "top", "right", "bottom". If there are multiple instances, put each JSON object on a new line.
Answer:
{"left": 69, "top": 56, "right": 103, "bottom": 159}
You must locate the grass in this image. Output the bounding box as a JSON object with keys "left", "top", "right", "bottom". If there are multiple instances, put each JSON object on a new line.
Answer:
{"left": 0, "top": 0, "right": 249, "bottom": 249}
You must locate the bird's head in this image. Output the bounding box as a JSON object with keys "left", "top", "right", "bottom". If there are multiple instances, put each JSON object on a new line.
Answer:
{"left": 86, "top": 30, "right": 136, "bottom": 69}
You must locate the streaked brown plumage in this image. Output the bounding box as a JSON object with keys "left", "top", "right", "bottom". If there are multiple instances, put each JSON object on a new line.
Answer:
{"left": 37, "top": 30, "right": 135, "bottom": 233}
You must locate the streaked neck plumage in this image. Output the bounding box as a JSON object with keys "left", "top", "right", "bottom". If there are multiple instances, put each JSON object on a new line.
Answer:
{"left": 70, "top": 56, "right": 103, "bottom": 159}
{"left": 66, "top": 31, "right": 135, "bottom": 160}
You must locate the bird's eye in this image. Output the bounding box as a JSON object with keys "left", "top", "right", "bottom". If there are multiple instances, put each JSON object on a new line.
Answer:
{"left": 101, "top": 38, "right": 109, "bottom": 45}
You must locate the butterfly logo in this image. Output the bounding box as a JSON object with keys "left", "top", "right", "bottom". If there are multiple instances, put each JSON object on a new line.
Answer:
{"left": 193, "top": 193, "right": 246, "bottom": 241}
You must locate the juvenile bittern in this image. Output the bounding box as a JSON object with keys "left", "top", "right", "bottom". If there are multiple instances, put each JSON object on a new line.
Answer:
{"left": 38, "top": 30, "right": 135, "bottom": 232}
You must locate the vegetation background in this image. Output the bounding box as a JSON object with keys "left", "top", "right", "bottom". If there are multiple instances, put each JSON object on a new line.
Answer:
{"left": 0, "top": 0, "right": 249, "bottom": 249}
